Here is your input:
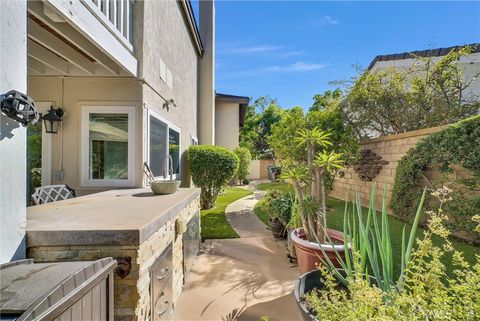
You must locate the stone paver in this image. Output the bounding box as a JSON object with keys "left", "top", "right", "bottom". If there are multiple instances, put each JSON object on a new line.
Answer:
{"left": 225, "top": 190, "right": 269, "bottom": 238}
{"left": 172, "top": 236, "right": 300, "bottom": 321}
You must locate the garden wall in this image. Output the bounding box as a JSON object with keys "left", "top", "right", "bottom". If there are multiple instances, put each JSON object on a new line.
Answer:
{"left": 248, "top": 159, "right": 276, "bottom": 180}
{"left": 330, "top": 125, "right": 447, "bottom": 211}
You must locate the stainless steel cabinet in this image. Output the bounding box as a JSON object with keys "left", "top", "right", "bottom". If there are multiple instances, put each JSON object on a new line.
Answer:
{"left": 182, "top": 212, "right": 200, "bottom": 283}
{"left": 151, "top": 245, "right": 172, "bottom": 321}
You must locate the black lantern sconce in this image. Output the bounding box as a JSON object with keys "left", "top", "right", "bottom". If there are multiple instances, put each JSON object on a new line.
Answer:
{"left": 42, "top": 107, "right": 64, "bottom": 134}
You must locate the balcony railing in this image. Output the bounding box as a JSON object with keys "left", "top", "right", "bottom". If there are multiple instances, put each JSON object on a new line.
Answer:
{"left": 82, "top": 0, "right": 132, "bottom": 50}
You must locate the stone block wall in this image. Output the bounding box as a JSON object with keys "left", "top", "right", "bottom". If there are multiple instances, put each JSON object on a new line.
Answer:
{"left": 28, "top": 196, "right": 200, "bottom": 321}
{"left": 330, "top": 126, "right": 447, "bottom": 211}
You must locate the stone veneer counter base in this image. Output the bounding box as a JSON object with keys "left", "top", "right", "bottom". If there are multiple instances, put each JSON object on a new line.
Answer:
{"left": 26, "top": 188, "right": 201, "bottom": 321}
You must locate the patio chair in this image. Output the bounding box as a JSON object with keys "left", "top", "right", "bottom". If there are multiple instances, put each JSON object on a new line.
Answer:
{"left": 31, "top": 185, "right": 76, "bottom": 205}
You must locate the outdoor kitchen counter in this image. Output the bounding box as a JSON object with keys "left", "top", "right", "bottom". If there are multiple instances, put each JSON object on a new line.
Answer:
{"left": 27, "top": 187, "right": 200, "bottom": 247}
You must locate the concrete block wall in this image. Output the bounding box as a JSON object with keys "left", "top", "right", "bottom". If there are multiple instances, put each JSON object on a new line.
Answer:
{"left": 330, "top": 126, "right": 447, "bottom": 211}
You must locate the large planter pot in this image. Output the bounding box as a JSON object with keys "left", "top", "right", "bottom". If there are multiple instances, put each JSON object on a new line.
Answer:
{"left": 294, "top": 269, "right": 376, "bottom": 321}
{"left": 269, "top": 219, "right": 287, "bottom": 239}
{"left": 291, "top": 228, "right": 345, "bottom": 274}
{"left": 294, "top": 269, "right": 323, "bottom": 321}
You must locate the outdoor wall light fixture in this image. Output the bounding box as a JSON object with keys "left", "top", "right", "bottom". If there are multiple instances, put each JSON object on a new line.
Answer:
{"left": 162, "top": 98, "right": 177, "bottom": 111}
{"left": 42, "top": 107, "right": 64, "bottom": 134}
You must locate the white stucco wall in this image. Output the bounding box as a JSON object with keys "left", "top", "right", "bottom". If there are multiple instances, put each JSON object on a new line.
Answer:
{"left": 0, "top": 0, "right": 27, "bottom": 263}
{"left": 215, "top": 102, "right": 239, "bottom": 150}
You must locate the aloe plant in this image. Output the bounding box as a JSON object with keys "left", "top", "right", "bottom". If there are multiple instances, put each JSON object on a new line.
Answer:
{"left": 317, "top": 184, "right": 426, "bottom": 292}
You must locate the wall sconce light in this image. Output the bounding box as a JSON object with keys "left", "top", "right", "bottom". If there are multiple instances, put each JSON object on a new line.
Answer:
{"left": 42, "top": 107, "right": 64, "bottom": 134}
{"left": 162, "top": 98, "right": 177, "bottom": 112}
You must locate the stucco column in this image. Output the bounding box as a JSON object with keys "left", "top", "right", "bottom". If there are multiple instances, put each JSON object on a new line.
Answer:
{"left": 0, "top": 0, "right": 27, "bottom": 263}
{"left": 198, "top": 0, "right": 215, "bottom": 145}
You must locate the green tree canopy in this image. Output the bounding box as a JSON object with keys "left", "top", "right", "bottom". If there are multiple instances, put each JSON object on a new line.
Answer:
{"left": 340, "top": 46, "right": 480, "bottom": 138}
{"left": 239, "top": 96, "right": 283, "bottom": 159}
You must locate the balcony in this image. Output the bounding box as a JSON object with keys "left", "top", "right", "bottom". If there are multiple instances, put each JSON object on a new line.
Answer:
{"left": 27, "top": 0, "right": 137, "bottom": 76}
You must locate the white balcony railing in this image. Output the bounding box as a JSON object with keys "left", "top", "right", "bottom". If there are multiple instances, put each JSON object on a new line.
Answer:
{"left": 83, "top": 0, "right": 132, "bottom": 50}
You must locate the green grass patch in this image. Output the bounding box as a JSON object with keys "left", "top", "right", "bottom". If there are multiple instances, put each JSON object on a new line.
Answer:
{"left": 257, "top": 181, "right": 294, "bottom": 193}
{"left": 254, "top": 202, "right": 270, "bottom": 226}
{"left": 201, "top": 187, "right": 252, "bottom": 239}
{"left": 254, "top": 188, "right": 480, "bottom": 276}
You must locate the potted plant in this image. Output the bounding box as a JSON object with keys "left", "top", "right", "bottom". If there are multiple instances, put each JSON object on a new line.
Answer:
{"left": 281, "top": 128, "right": 346, "bottom": 273}
{"left": 261, "top": 190, "right": 293, "bottom": 239}
{"left": 294, "top": 186, "right": 479, "bottom": 320}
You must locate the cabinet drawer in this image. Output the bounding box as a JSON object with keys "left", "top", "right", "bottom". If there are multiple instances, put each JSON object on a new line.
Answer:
{"left": 151, "top": 244, "right": 173, "bottom": 321}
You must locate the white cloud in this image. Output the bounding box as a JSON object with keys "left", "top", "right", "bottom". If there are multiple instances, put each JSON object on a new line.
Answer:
{"left": 218, "top": 44, "right": 282, "bottom": 54}
{"left": 295, "top": 16, "right": 340, "bottom": 30}
{"left": 217, "top": 61, "right": 328, "bottom": 80}
{"left": 266, "top": 61, "right": 327, "bottom": 72}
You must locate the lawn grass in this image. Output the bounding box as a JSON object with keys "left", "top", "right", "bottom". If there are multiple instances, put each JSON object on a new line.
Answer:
{"left": 254, "top": 202, "right": 270, "bottom": 226}
{"left": 257, "top": 181, "right": 294, "bottom": 193}
{"left": 254, "top": 182, "right": 480, "bottom": 276}
{"left": 201, "top": 187, "right": 252, "bottom": 240}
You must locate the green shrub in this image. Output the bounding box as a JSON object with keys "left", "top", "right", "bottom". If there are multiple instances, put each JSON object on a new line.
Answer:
{"left": 391, "top": 115, "right": 480, "bottom": 241}
{"left": 260, "top": 190, "right": 295, "bottom": 225}
{"left": 306, "top": 188, "right": 480, "bottom": 320}
{"left": 187, "top": 145, "right": 239, "bottom": 209}
{"left": 234, "top": 147, "right": 251, "bottom": 182}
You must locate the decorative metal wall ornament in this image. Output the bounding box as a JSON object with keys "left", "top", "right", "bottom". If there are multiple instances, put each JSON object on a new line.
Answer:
{"left": 353, "top": 149, "right": 389, "bottom": 181}
{"left": 115, "top": 257, "right": 132, "bottom": 279}
{"left": 0, "top": 90, "right": 39, "bottom": 126}
{"left": 162, "top": 98, "right": 177, "bottom": 111}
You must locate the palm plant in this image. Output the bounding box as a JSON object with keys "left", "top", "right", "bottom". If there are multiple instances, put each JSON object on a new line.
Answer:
{"left": 318, "top": 184, "right": 426, "bottom": 292}
{"left": 282, "top": 127, "right": 345, "bottom": 243}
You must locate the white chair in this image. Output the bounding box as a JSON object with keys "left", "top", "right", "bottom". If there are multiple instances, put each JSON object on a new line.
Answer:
{"left": 31, "top": 185, "right": 76, "bottom": 205}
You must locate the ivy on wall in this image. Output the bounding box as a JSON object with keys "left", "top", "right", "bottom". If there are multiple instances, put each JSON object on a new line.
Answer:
{"left": 390, "top": 115, "right": 480, "bottom": 243}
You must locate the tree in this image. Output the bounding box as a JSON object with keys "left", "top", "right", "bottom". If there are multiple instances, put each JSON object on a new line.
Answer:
{"left": 234, "top": 147, "right": 252, "bottom": 182}
{"left": 239, "top": 96, "right": 283, "bottom": 159}
{"left": 340, "top": 46, "right": 480, "bottom": 138}
{"left": 309, "top": 88, "right": 343, "bottom": 112}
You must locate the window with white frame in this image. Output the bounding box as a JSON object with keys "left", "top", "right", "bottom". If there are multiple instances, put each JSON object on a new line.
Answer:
{"left": 148, "top": 112, "right": 181, "bottom": 179}
{"left": 81, "top": 106, "right": 135, "bottom": 186}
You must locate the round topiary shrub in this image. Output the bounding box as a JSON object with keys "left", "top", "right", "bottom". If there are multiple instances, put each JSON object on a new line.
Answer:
{"left": 390, "top": 115, "right": 480, "bottom": 243}
{"left": 187, "top": 145, "right": 239, "bottom": 209}
{"left": 234, "top": 147, "right": 252, "bottom": 183}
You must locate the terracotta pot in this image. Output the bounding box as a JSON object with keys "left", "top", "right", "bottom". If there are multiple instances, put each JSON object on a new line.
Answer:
{"left": 269, "top": 219, "right": 287, "bottom": 239}
{"left": 291, "top": 228, "right": 345, "bottom": 274}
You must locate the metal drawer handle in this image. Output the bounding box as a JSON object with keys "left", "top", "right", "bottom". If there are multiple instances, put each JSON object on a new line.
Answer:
{"left": 155, "top": 268, "right": 170, "bottom": 280}
{"left": 157, "top": 301, "right": 170, "bottom": 316}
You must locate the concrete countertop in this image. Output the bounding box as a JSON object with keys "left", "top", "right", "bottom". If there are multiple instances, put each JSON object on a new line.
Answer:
{"left": 27, "top": 188, "right": 200, "bottom": 246}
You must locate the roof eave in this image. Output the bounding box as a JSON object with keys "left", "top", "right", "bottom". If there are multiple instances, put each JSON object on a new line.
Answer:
{"left": 179, "top": 0, "right": 204, "bottom": 57}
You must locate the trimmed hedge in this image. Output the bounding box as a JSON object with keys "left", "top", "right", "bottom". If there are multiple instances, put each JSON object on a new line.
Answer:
{"left": 390, "top": 115, "right": 480, "bottom": 242}
{"left": 187, "top": 145, "right": 239, "bottom": 209}
{"left": 234, "top": 147, "right": 252, "bottom": 182}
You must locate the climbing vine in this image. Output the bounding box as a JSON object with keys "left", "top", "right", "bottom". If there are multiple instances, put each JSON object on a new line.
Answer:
{"left": 390, "top": 115, "right": 480, "bottom": 243}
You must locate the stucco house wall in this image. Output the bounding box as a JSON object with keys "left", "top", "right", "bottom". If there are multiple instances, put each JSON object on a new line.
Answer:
{"left": 27, "top": 77, "right": 143, "bottom": 195}
{"left": 26, "top": 0, "right": 202, "bottom": 194}
{"left": 139, "top": 0, "right": 199, "bottom": 184}
{"left": 215, "top": 102, "right": 240, "bottom": 150}
{"left": 0, "top": 0, "right": 28, "bottom": 263}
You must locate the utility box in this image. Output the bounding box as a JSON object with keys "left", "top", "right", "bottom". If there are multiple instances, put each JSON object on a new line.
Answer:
{"left": 0, "top": 258, "right": 117, "bottom": 321}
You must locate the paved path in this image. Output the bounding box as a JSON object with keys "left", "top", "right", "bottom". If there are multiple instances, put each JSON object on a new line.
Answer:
{"left": 172, "top": 183, "right": 300, "bottom": 321}
{"left": 225, "top": 190, "right": 269, "bottom": 237}
{"left": 172, "top": 236, "right": 300, "bottom": 321}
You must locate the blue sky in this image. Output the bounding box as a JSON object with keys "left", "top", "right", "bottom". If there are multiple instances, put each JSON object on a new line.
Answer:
{"left": 194, "top": 1, "right": 480, "bottom": 109}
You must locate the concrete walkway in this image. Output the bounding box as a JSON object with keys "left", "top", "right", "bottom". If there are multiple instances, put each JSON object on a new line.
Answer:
{"left": 172, "top": 237, "right": 300, "bottom": 321}
{"left": 225, "top": 190, "right": 269, "bottom": 238}
{"left": 172, "top": 183, "right": 300, "bottom": 321}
